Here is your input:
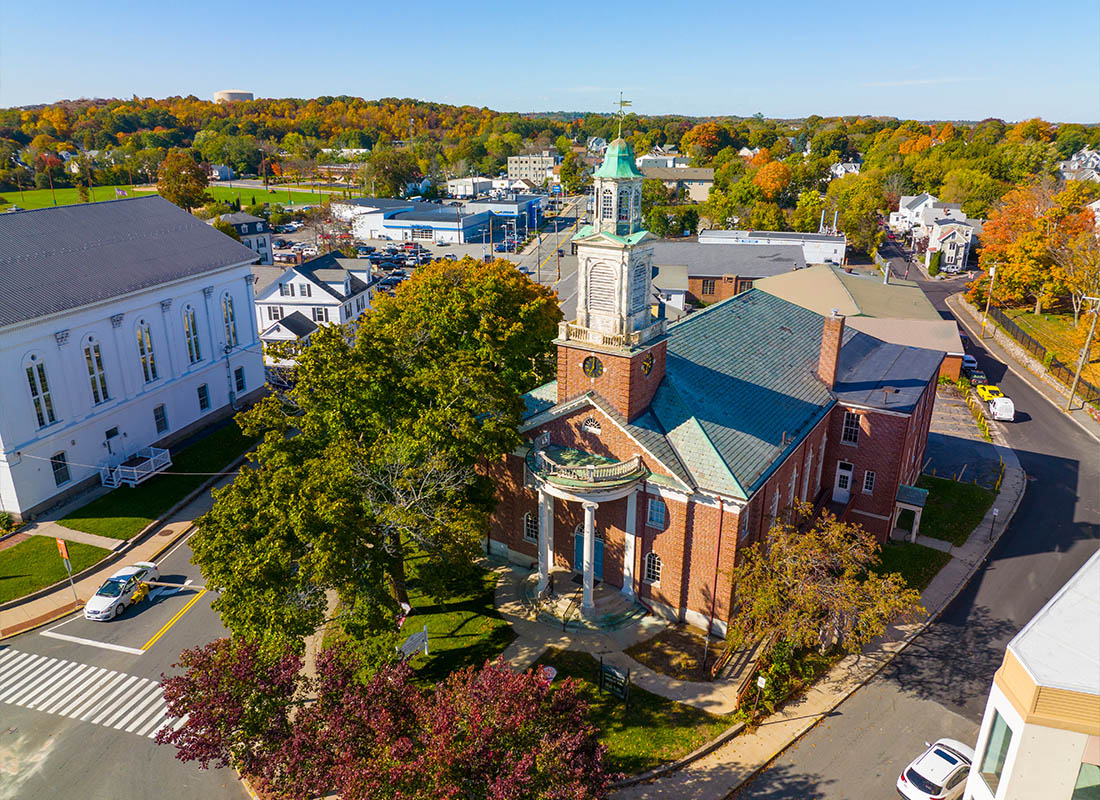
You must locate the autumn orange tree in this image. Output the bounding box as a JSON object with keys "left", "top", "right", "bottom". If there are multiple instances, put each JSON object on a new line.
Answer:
{"left": 752, "top": 160, "right": 791, "bottom": 201}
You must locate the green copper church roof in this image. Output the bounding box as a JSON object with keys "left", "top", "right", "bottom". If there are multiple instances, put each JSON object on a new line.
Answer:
{"left": 572, "top": 224, "right": 650, "bottom": 246}
{"left": 593, "top": 138, "right": 645, "bottom": 179}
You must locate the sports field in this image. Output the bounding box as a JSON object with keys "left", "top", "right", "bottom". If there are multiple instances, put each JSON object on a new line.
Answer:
{"left": 0, "top": 183, "right": 360, "bottom": 211}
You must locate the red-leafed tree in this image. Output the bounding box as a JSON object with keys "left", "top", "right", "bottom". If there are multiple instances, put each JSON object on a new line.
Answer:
{"left": 156, "top": 638, "right": 301, "bottom": 776}
{"left": 159, "top": 643, "right": 613, "bottom": 800}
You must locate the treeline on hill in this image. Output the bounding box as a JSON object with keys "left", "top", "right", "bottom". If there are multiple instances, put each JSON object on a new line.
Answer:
{"left": 3, "top": 96, "right": 1099, "bottom": 254}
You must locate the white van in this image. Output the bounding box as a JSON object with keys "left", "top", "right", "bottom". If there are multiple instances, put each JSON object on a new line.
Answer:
{"left": 988, "top": 396, "right": 1015, "bottom": 422}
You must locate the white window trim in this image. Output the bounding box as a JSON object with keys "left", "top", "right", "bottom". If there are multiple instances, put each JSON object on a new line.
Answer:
{"left": 646, "top": 498, "right": 667, "bottom": 528}
{"left": 522, "top": 512, "right": 538, "bottom": 543}
{"left": 841, "top": 410, "right": 860, "bottom": 445}
{"left": 644, "top": 551, "right": 661, "bottom": 585}
{"left": 863, "top": 470, "right": 876, "bottom": 495}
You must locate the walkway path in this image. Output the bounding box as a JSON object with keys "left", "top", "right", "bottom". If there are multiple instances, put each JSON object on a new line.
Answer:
{"left": 22, "top": 520, "right": 125, "bottom": 551}
{"left": 491, "top": 442, "right": 1028, "bottom": 797}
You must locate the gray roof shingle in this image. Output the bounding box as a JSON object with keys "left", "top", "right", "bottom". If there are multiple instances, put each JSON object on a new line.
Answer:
{"left": 0, "top": 196, "right": 257, "bottom": 328}
{"left": 651, "top": 241, "right": 806, "bottom": 278}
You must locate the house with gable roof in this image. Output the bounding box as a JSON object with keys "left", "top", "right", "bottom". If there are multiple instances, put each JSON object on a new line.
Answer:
{"left": 486, "top": 139, "right": 944, "bottom": 635}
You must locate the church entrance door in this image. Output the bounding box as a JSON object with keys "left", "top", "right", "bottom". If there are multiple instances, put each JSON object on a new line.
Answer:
{"left": 573, "top": 529, "right": 604, "bottom": 581}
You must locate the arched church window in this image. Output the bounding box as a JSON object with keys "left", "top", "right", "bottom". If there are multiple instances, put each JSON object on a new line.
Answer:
{"left": 587, "top": 262, "right": 617, "bottom": 314}
{"left": 581, "top": 416, "right": 602, "bottom": 435}
{"left": 618, "top": 190, "right": 630, "bottom": 221}
{"left": 601, "top": 188, "right": 614, "bottom": 220}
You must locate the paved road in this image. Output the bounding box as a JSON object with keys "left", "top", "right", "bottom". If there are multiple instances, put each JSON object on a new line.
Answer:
{"left": 735, "top": 241, "right": 1100, "bottom": 799}
{"left": 0, "top": 534, "right": 246, "bottom": 800}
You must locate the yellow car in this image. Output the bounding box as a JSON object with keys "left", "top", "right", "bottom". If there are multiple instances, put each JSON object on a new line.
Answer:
{"left": 976, "top": 384, "right": 1004, "bottom": 402}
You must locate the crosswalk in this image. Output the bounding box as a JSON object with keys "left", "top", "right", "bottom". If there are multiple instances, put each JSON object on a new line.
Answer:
{"left": 0, "top": 647, "right": 187, "bottom": 739}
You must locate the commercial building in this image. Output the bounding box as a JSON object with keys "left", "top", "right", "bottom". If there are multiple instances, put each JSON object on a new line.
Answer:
{"left": 0, "top": 197, "right": 264, "bottom": 520}
{"left": 964, "top": 549, "right": 1100, "bottom": 800}
{"left": 755, "top": 264, "right": 965, "bottom": 381}
{"left": 446, "top": 177, "right": 493, "bottom": 198}
{"left": 464, "top": 194, "right": 543, "bottom": 231}
{"left": 507, "top": 151, "right": 559, "bottom": 184}
{"left": 485, "top": 138, "right": 943, "bottom": 635}
{"left": 698, "top": 229, "right": 847, "bottom": 265}
{"left": 331, "top": 198, "right": 490, "bottom": 244}
{"left": 651, "top": 239, "right": 807, "bottom": 304}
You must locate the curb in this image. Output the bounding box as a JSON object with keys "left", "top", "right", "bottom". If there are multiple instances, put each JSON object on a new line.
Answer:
{"left": 617, "top": 460, "right": 1027, "bottom": 796}
{"left": 949, "top": 293, "right": 1100, "bottom": 445}
{"left": 682, "top": 463, "right": 1028, "bottom": 798}
{"left": 0, "top": 449, "right": 252, "bottom": 639}
{"left": 612, "top": 721, "right": 747, "bottom": 788}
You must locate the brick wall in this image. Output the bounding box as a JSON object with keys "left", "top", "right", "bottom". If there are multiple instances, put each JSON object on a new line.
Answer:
{"left": 686, "top": 274, "right": 742, "bottom": 305}
{"left": 556, "top": 340, "right": 667, "bottom": 421}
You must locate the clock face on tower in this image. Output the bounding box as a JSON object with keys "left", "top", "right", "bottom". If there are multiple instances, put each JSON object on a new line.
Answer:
{"left": 583, "top": 355, "right": 604, "bottom": 378}
{"left": 641, "top": 353, "right": 654, "bottom": 376}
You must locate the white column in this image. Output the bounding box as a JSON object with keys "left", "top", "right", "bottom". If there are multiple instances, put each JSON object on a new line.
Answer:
{"left": 536, "top": 489, "right": 551, "bottom": 597}
{"left": 581, "top": 501, "right": 598, "bottom": 618}
{"left": 621, "top": 491, "right": 637, "bottom": 600}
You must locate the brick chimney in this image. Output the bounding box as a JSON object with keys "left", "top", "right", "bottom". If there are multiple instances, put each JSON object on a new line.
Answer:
{"left": 817, "top": 310, "right": 845, "bottom": 389}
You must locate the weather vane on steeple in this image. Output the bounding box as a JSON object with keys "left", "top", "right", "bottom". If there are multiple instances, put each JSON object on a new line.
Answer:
{"left": 616, "top": 91, "right": 632, "bottom": 139}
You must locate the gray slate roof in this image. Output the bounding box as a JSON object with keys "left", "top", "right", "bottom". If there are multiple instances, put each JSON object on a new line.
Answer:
{"left": 0, "top": 196, "right": 257, "bottom": 328}
{"left": 700, "top": 230, "right": 845, "bottom": 244}
{"left": 651, "top": 241, "right": 806, "bottom": 278}
{"left": 274, "top": 311, "right": 319, "bottom": 338}
{"left": 832, "top": 332, "right": 942, "bottom": 413}
{"left": 219, "top": 212, "right": 264, "bottom": 225}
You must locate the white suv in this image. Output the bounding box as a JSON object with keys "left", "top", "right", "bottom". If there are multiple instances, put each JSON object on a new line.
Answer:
{"left": 897, "top": 739, "right": 974, "bottom": 800}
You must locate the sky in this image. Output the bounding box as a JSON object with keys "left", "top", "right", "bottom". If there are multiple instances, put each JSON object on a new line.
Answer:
{"left": 2, "top": 0, "right": 1098, "bottom": 122}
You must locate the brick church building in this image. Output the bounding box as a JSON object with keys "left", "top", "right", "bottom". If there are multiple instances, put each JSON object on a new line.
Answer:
{"left": 485, "top": 138, "right": 944, "bottom": 636}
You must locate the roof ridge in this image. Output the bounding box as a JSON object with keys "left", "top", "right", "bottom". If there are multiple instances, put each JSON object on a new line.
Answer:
{"left": 658, "top": 379, "right": 745, "bottom": 498}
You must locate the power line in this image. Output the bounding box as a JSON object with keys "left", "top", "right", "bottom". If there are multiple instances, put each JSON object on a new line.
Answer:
{"left": 17, "top": 452, "right": 243, "bottom": 477}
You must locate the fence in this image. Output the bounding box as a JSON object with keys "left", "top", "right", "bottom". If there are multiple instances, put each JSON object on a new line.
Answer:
{"left": 986, "top": 306, "right": 1100, "bottom": 405}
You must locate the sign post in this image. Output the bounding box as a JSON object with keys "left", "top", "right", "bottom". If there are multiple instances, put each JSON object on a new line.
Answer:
{"left": 56, "top": 538, "right": 78, "bottom": 606}
{"left": 598, "top": 657, "right": 630, "bottom": 705}
{"left": 398, "top": 624, "right": 429, "bottom": 660}
{"left": 753, "top": 675, "right": 767, "bottom": 719}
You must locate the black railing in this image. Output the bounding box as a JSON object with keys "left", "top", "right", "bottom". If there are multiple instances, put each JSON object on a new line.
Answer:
{"left": 986, "top": 306, "right": 1100, "bottom": 404}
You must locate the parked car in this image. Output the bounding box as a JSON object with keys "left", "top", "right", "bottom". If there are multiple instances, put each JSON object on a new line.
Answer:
{"left": 84, "top": 562, "right": 160, "bottom": 621}
{"left": 961, "top": 354, "right": 978, "bottom": 372}
{"left": 357, "top": 245, "right": 375, "bottom": 254}
{"left": 896, "top": 739, "right": 974, "bottom": 800}
{"left": 964, "top": 368, "right": 988, "bottom": 386}
{"left": 976, "top": 384, "right": 1004, "bottom": 402}
{"left": 988, "top": 396, "right": 1015, "bottom": 421}
{"left": 442, "top": 253, "right": 457, "bottom": 261}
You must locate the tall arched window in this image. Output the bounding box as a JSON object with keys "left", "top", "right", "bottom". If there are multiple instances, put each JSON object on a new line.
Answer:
{"left": 137, "top": 320, "right": 158, "bottom": 383}
{"left": 183, "top": 305, "right": 202, "bottom": 364}
{"left": 618, "top": 190, "right": 631, "bottom": 221}
{"left": 601, "top": 188, "right": 614, "bottom": 220}
{"left": 25, "top": 354, "right": 57, "bottom": 428}
{"left": 644, "top": 551, "right": 662, "bottom": 584}
{"left": 222, "top": 293, "right": 238, "bottom": 348}
{"left": 83, "top": 336, "right": 110, "bottom": 405}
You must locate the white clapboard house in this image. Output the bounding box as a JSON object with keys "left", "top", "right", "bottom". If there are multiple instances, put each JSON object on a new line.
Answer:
{"left": 0, "top": 196, "right": 265, "bottom": 521}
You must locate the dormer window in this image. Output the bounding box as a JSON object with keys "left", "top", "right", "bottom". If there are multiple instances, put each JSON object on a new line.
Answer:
{"left": 581, "top": 417, "right": 602, "bottom": 435}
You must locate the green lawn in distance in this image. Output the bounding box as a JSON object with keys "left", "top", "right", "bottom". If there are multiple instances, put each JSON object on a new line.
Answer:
{"left": 874, "top": 541, "right": 952, "bottom": 592}
{"left": 917, "top": 474, "right": 995, "bottom": 547}
{"left": 0, "top": 536, "right": 110, "bottom": 604}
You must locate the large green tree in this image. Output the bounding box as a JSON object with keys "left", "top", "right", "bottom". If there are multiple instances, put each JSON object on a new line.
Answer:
{"left": 192, "top": 258, "right": 561, "bottom": 644}
{"left": 825, "top": 173, "right": 885, "bottom": 253}
{"left": 157, "top": 150, "right": 209, "bottom": 211}
{"left": 360, "top": 148, "right": 421, "bottom": 197}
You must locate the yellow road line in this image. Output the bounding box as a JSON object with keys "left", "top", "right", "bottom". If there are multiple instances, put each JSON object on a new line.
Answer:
{"left": 141, "top": 589, "right": 207, "bottom": 652}
{"left": 534, "top": 216, "right": 581, "bottom": 279}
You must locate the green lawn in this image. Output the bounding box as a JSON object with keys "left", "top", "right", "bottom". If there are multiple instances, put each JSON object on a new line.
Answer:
{"left": 399, "top": 556, "right": 516, "bottom": 687}
{"left": 0, "top": 537, "right": 110, "bottom": 604}
{"left": 534, "top": 648, "right": 733, "bottom": 775}
{"left": 1006, "top": 307, "right": 1099, "bottom": 384}
{"left": 874, "top": 541, "right": 952, "bottom": 592}
{"left": 60, "top": 423, "right": 256, "bottom": 540}
{"left": 916, "top": 474, "right": 995, "bottom": 547}
{"left": 0, "top": 184, "right": 359, "bottom": 212}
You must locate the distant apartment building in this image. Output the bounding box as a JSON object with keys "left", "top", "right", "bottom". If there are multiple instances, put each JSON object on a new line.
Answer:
{"left": 640, "top": 166, "right": 715, "bottom": 202}
{"left": 507, "top": 151, "right": 559, "bottom": 184}
{"left": 698, "top": 229, "right": 847, "bottom": 266}
{"left": 214, "top": 212, "right": 272, "bottom": 265}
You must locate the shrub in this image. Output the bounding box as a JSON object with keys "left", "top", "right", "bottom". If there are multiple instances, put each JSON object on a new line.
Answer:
{"left": 928, "top": 251, "right": 941, "bottom": 276}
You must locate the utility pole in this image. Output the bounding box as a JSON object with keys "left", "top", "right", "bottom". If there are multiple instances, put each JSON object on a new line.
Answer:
{"left": 981, "top": 264, "right": 998, "bottom": 339}
{"left": 1067, "top": 296, "right": 1100, "bottom": 411}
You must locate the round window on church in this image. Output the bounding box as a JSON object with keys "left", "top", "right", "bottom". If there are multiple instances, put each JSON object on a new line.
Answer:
{"left": 582, "top": 355, "right": 604, "bottom": 378}
{"left": 641, "top": 353, "right": 654, "bottom": 376}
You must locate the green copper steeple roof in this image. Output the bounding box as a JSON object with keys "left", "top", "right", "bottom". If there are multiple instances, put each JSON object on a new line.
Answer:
{"left": 593, "top": 138, "right": 645, "bottom": 179}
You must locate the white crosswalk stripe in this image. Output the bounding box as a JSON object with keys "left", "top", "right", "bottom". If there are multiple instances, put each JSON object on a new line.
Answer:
{"left": 0, "top": 647, "right": 183, "bottom": 739}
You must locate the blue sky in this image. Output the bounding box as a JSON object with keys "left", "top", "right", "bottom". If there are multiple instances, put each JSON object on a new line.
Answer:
{"left": 2, "top": 0, "right": 1097, "bottom": 122}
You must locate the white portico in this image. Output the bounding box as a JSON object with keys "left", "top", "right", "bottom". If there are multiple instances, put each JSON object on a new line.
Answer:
{"left": 525, "top": 432, "right": 646, "bottom": 617}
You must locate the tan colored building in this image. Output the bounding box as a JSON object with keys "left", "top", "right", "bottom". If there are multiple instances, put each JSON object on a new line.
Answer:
{"left": 964, "top": 549, "right": 1100, "bottom": 800}
{"left": 754, "top": 265, "right": 965, "bottom": 381}
{"left": 640, "top": 166, "right": 715, "bottom": 202}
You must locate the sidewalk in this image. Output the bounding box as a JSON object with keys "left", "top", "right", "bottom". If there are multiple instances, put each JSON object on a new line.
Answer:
{"left": 491, "top": 442, "right": 1028, "bottom": 797}
{"left": 0, "top": 473, "right": 230, "bottom": 640}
